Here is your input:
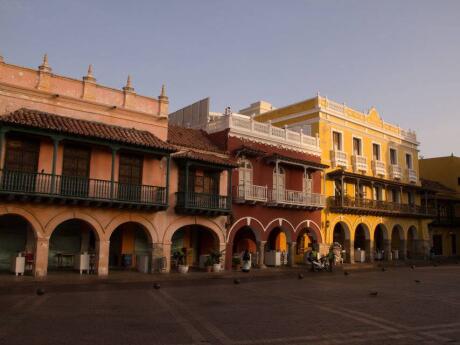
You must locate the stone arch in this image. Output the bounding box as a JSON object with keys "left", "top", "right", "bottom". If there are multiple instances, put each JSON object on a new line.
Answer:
{"left": 226, "top": 217, "right": 263, "bottom": 243}
{"left": 105, "top": 214, "right": 158, "bottom": 244}
{"left": 294, "top": 220, "right": 322, "bottom": 243}
{"left": 353, "top": 223, "right": 371, "bottom": 262}
{"left": 391, "top": 224, "right": 405, "bottom": 260}
{"left": 264, "top": 218, "right": 295, "bottom": 243}
{"left": 0, "top": 206, "right": 44, "bottom": 238}
{"left": 163, "top": 216, "right": 225, "bottom": 247}
{"left": 373, "top": 223, "right": 389, "bottom": 260}
{"left": 407, "top": 225, "right": 418, "bottom": 259}
{"left": 331, "top": 220, "right": 352, "bottom": 263}
{"left": 44, "top": 210, "right": 104, "bottom": 241}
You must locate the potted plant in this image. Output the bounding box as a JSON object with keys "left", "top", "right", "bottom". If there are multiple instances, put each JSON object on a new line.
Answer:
{"left": 173, "top": 249, "right": 188, "bottom": 273}
{"left": 204, "top": 256, "right": 213, "bottom": 272}
{"left": 210, "top": 249, "right": 224, "bottom": 272}
{"left": 232, "top": 256, "right": 241, "bottom": 271}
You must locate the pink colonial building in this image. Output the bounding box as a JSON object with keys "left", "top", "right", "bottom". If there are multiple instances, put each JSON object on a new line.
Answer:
{"left": 0, "top": 55, "right": 233, "bottom": 276}
{"left": 169, "top": 99, "right": 327, "bottom": 270}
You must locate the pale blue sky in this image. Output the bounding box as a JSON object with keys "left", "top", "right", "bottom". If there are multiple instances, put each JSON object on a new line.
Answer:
{"left": 1, "top": 0, "right": 459, "bottom": 157}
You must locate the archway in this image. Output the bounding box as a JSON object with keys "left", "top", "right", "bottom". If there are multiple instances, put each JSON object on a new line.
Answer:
{"left": 109, "top": 222, "right": 151, "bottom": 273}
{"left": 374, "top": 224, "right": 388, "bottom": 260}
{"left": 391, "top": 225, "right": 405, "bottom": 260}
{"left": 48, "top": 219, "right": 98, "bottom": 273}
{"left": 354, "top": 224, "right": 371, "bottom": 262}
{"left": 231, "top": 226, "right": 257, "bottom": 267}
{"left": 170, "top": 225, "right": 220, "bottom": 271}
{"left": 407, "top": 226, "right": 418, "bottom": 259}
{"left": 0, "top": 215, "right": 36, "bottom": 274}
{"left": 332, "top": 222, "right": 351, "bottom": 263}
{"left": 295, "top": 228, "right": 318, "bottom": 264}
{"left": 265, "top": 227, "right": 291, "bottom": 266}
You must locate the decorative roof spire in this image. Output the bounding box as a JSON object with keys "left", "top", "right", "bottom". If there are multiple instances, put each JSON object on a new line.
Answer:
{"left": 83, "top": 64, "right": 96, "bottom": 82}
{"left": 123, "top": 75, "right": 134, "bottom": 92}
{"left": 159, "top": 83, "right": 168, "bottom": 101}
{"left": 38, "top": 53, "right": 52, "bottom": 73}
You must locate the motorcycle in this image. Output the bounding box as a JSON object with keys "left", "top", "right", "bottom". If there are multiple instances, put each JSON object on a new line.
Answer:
{"left": 310, "top": 256, "right": 331, "bottom": 272}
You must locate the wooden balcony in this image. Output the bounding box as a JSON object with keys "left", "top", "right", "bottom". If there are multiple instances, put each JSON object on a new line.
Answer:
{"left": 352, "top": 155, "right": 367, "bottom": 173}
{"left": 175, "top": 191, "right": 231, "bottom": 215}
{"left": 0, "top": 169, "right": 167, "bottom": 210}
{"left": 233, "top": 184, "right": 268, "bottom": 203}
{"left": 268, "top": 188, "right": 326, "bottom": 209}
{"left": 328, "top": 196, "right": 436, "bottom": 217}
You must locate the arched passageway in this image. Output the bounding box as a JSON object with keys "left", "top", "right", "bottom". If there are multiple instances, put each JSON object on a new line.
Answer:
{"left": 354, "top": 224, "right": 371, "bottom": 262}
{"left": 295, "top": 228, "right": 318, "bottom": 264}
{"left": 231, "top": 226, "right": 258, "bottom": 267}
{"left": 109, "top": 222, "right": 151, "bottom": 273}
{"left": 265, "top": 227, "right": 290, "bottom": 266}
{"left": 374, "top": 224, "right": 388, "bottom": 260}
{"left": 407, "top": 226, "right": 418, "bottom": 259}
{"left": 391, "top": 225, "right": 405, "bottom": 260}
{"left": 171, "top": 225, "right": 220, "bottom": 271}
{"left": 332, "top": 222, "right": 351, "bottom": 263}
{"left": 0, "top": 215, "right": 36, "bottom": 274}
{"left": 48, "top": 219, "right": 98, "bottom": 273}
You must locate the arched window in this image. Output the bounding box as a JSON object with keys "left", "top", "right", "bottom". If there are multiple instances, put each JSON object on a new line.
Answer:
{"left": 238, "top": 159, "right": 253, "bottom": 186}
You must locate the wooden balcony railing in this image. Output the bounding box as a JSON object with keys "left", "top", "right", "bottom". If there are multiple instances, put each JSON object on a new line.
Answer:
{"left": 0, "top": 169, "right": 167, "bottom": 208}
{"left": 328, "top": 196, "right": 436, "bottom": 217}
{"left": 234, "top": 184, "right": 268, "bottom": 202}
{"left": 389, "top": 164, "right": 402, "bottom": 179}
{"left": 268, "top": 188, "right": 326, "bottom": 208}
{"left": 175, "top": 191, "right": 231, "bottom": 215}
{"left": 372, "top": 160, "right": 386, "bottom": 177}
{"left": 330, "top": 150, "right": 348, "bottom": 169}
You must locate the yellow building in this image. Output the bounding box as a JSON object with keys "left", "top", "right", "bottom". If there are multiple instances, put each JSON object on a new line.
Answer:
{"left": 250, "top": 95, "right": 434, "bottom": 263}
{"left": 420, "top": 156, "right": 460, "bottom": 257}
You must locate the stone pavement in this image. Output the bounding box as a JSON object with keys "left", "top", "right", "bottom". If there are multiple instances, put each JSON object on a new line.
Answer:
{"left": 0, "top": 264, "right": 459, "bottom": 345}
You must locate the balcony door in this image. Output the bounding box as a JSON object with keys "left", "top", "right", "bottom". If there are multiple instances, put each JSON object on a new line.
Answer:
{"left": 303, "top": 171, "right": 312, "bottom": 194}
{"left": 3, "top": 137, "right": 40, "bottom": 193}
{"left": 61, "top": 145, "right": 91, "bottom": 197}
{"left": 273, "top": 166, "right": 285, "bottom": 200}
{"left": 118, "top": 154, "right": 143, "bottom": 202}
{"left": 238, "top": 160, "right": 253, "bottom": 198}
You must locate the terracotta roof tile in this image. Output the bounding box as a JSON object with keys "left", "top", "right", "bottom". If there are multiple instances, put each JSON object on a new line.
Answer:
{"left": 172, "top": 150, "right": 238, "bottom": 168}
{"left": 0, "top": 108, "right": 175, "bottom": 152}
{"left": 167, "top": 125, "right": 225, "bottom": 153}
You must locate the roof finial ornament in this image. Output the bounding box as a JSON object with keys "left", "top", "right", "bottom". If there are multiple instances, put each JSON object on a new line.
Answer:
{"left": 123, "top": 75, "right": 134, "bottom": 92}
{"left": 83, "top": 64, "right": 96, "bottom": 82}
{"left": 161, "top": 84, "right": 166, "bottom": 97}
{"left": 39, "top": 53, "right": 52, "bottom": 73}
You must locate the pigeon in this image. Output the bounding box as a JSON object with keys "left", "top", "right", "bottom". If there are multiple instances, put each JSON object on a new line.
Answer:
{"left": 298, "top": 273, "right": 304, "bottom": 280}
{"left": 369, "top": 291, "right": 378, "bottom": 296}
{"left": 344, "top": 271, "right": 349, "bottom": 276}
{"left": 153, "top": 283, "right": 161, "bottom": 290}
{"left": 414, "top": 280, "right": 421, "bottom": 283}
{"left": 36, "top": 288, "right": 45, "bottom": 296}
{"left": 381, "top": 267, "right": 386, "bottom": 272}
{"left": 410, "top": 265, "right": 416, "bottom": 270}
{"left": 233, "top": 278, "right": 241, "bottom": 285}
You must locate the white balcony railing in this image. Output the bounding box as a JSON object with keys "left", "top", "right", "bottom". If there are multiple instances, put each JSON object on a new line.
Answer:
{"left": 352, "top": 155, "right": 367, "bottom": 172}
{"left": 407, "top": 169, "right": 417, "bottom": 183}
{"left": 206, "top": 113, "right": 321, "bottom": 155}
{"left": 269, "top": 188, "right": 326, "bottom": 208}
{"left": 235, "top": 184, "right": 268, "bottom": 202}
{"left": 372, "top": 160, "right": 386, "bottom": 177}
{"left": 330, "top": 150, "right": 348, "bottom": 169}
{"left": 389, "top": 164, "right": 402, "bottom": 180}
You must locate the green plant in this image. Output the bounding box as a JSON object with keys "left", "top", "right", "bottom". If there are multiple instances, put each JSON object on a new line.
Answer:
{"left": 173, "top": 249, "right": 186, "bottom": 265}
{"left": 232, "top": 257, "right": 241, "bottom": 266}
{"left": 210, "top": 249, "right": 225, "bottom": 264}
{"left": 204, "top": 256, "right": 213, "bottom": 267}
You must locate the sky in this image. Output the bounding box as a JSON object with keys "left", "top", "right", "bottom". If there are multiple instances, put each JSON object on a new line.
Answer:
{"left": 0, "top": 0, "right": 459, "bottom": 158}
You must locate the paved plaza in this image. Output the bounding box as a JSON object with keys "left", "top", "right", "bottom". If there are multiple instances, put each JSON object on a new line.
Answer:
{"left": 0, "top": 265, "right": 459, "bottom": 345}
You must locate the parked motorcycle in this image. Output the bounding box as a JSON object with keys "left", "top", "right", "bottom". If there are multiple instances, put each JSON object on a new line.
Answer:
{"left": 310, "top": 256, "right": 331, "bottom": 272}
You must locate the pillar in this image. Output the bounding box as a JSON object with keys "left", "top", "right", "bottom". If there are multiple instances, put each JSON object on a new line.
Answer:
{"left": 34, "top": 238, "right": 49, "bottom": 277}
{"left": 150, "top": 243, "right": 166, "bottom": 273}
{"left": 219, "top": 243, "right": 227, "bottom": 270}
{"left": 346, "top": 239, "right": 354, "bottom": 263}
{"left": 365, "top": 239, "right": 374, "bottom": 262}
{"left": 288, "top": 242, "right": 296, "bottom": 267}
{"left": 384, "top": 239, "right": 392, "bottom": 261}
{"left": 400, "top": 239, "right": 407, "bottom": 260}
{"left": 257, "top": 241, "right": 266, "bottom": 268}
{"left": 96, "top": 240, "right": 110, "bottom": 276}
{"left": 163, "top": 243, "right": 172, "bottom": 272}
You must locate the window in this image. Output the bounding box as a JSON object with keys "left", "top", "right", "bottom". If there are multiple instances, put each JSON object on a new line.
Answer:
{"left": 4, "top": 137, "right": 40, "bottom": 172}
{"left": 390, "top": 148, "right": 397, "bottom": 165}
{"left": 407, "top": 191, "right": 414, "bottom": 205}
{"left": 303, "top": 171, "right": 312, "bottom": 193}
{"left": 333, "top": 131, "right": 342, "bottom": 151}
{"left": 118, "top": 154, "right": 143, "bottom": 201}
{"left": 193, "top": 170, "right": 217, "bottom": 194}
{"left": 391, "top": 189, "right": 400, "bottom": 203}
{"left": 238, "top": 159, "right": 253, "bottom": 186}
{"left": 373, "top": 186, "right": 382, "bottom": 201}
{"left": 61, "top": 145, "right": 91, "bottom": 197}
{"left": 273, "top": 166, "right": 285, "bottom": 190}
{"left": 356, "top": 184, "right": 366, "bottom": 199}
{"left": 372, "top": 143, "right": 381, "bottom": 161}
{"left": 405, "top": 153, "right": 413, "bottom": 169}
{"left": 353, "top": 137, "right": 362, "bottom": 156}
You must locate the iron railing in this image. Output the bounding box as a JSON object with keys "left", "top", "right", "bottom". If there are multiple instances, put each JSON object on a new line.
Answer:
{"left": 328, "top": 196, "right": 436, "bottom": 216}
{"left": 176, "top": 191, "right": 231, "bottom": 212}
{"left": 0, "top": 169, "right": 167, "bottom": 206}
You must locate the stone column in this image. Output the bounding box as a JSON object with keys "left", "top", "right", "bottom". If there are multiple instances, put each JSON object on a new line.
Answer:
{"left": 384, "top": 239, "right": 392, "bottom": 261}
{"left": 96, "top": 240, "right": 110, "bottom": 276}
{"left": 150, "top": 243, "right": 165, "bottom": 273}
{"left": 257, "top": 241, "right": 266, "bottom": 268}
{"left": 288, "top": 242, "right": 296, "bottom": 267}
{"left": 365, "top": 239, "right": 374, "bottom": 262}
{"left": 34, "top": 238, "right": 49, "bottom": 278}
{"left": 219, "top": 243, "right": 227, "bottom": 271}
{"left": 163, "top": 243, "right": 172, "bottom": 273}
{"left": 345, "top": 239, "right": 354, "bottom": 263}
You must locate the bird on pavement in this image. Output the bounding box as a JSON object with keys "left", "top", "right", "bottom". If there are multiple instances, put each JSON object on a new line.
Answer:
{"left": 381, "top": 267, "right": 386, "bottom": 272}
{"left": 369, "top": 291, "right": 378, "bottom": 297}
{"left": 410, "top": 265, "right": 416, "bottom": 270}
{"left": 414, "top": 280, "right": 421, "bottom": 283}
{"left": 344, "top": 271, "right": 349, "bottom": 276}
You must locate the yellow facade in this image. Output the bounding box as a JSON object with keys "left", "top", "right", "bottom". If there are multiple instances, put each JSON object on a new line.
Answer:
{"left": 255, "top": 95, "right": 431, "bottom": 262}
